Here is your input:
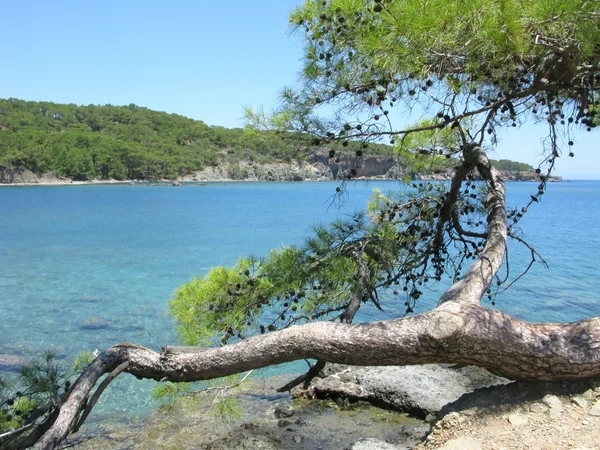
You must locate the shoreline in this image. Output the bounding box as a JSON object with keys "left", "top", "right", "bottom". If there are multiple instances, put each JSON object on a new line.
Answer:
{"left": 0, "top": 176, "right": 567, "bottom": 187}
{"left": 0, "top": 161, "right": 564, "bottom": 186}
{"left": 70, "top": 366, "right": 600, "bottom": 450}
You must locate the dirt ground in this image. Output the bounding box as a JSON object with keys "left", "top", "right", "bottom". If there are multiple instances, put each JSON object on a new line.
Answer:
{"left": 416, "top": 381, "right": 600, "bottom": 450}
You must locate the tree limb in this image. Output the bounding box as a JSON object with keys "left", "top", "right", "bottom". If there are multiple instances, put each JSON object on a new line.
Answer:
{"left": 438, "top": 145, "right": 506, "bottom": 306}
{"left": 72, "top": 361, "right": 129, "bottom": 433}
{"left": 34, "top": 305, "right": 600, "bottom": 449}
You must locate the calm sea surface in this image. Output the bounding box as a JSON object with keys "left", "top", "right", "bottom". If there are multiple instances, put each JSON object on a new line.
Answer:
{"left": 1, "top": 180, "right": 599, "bottom": 422}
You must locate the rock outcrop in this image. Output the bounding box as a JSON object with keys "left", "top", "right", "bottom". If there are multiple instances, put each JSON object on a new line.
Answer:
{"left": 0, "top": 166, "right": 67, "bottom": 184}
{"left": 305, "top": 151, "right": 404, "bottom": 180}
{"left": 182, "top": 152, "right": 562, "bottom": 183}
{"left": 300, "top": 364, "right": 509, "bottom": 416}
{"left": 179, "top": 160, "right": 332, "bottom": 182}
{"left": 181, "top": 152, "right": 407, "bottom": 182}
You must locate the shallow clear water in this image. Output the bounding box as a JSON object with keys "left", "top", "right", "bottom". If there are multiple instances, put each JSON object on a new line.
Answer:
{"left": 0, "top": 180, "right": 599, "bottom": 422}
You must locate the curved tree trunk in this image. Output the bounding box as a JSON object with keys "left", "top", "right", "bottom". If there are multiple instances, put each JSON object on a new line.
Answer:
{"left": 32, "top": 308, "right": 600, "bottom": 450}
{"left": 19, "top": 145, "right": 600, "bottom": 450}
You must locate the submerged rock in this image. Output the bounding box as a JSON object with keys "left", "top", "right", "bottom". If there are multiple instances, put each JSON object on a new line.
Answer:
{"left": 0, "top": 353, "right": 27, "bottom": 371}
{"left": 79, "top": 295, "right": 103, "bottom": 303}
{"left": 73, "top": 375, "right": 426, "bottom": 450}
{"left": 80, "top": 317, "right": 112, "bottom": 330}
{"left": 274, "top": 405, "right": 295, "bottom": 418}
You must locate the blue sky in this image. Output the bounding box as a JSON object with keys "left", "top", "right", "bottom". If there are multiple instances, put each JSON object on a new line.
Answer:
{"left": 1, "top": 0, "right": 597, "bottom": 179}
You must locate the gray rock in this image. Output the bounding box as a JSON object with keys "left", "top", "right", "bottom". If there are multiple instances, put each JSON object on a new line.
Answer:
{"left": 274, "top": 405, "right": 295, "bottom": 418}
{"left": 439, "top": 437, "right": 482, "bottom": 450}
{"left": 292, "top": 435, "right": 303, "bottom": 443}
{"left": 181, "top": 151, "right": 411, "bottom": 183}
{"left": 589, "top": 401, "right": 600, "bottom": 416}
{"left": 571, "top": 396, "right": 588, "bottom": 409}
{"left": 348, "top": 438, "right": 406, "bottom": 450}
{"left": 399, "top": 424, "right": 430, "bottom": 443}
{"left": 529, "top": 403, "right": 545, "bottom": 413}
{"left": 207, "top": 432, "right": 279, "bottom": 450}
{"left": 542, "top": 394, "right": 562, "bottom": 411}
{"left": 276, "top": 419, "right": 292, "bottom": 428}
{"left": 306, "top": 364, "right": 508, "bottom": 415}
{"left": 549, "top": 407, "right": 562, "bottom": 419}
{"left": 582, "top": 389, "right": 594, "bottom": 399}
{"left": 508, "top": 413, "right": 527, "bottom": 426}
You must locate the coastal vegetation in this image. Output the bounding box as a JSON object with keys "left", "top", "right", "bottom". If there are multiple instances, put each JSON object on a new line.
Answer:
{"left": 0, "top": 98, "right": 531, "bottom": 182}
{"left": 0, "top": 98, "right": 296, "bottom": 180}
{"left": 0, "top": 98, "right": 392, "bottom": 181}
{"left": 1, "top": 0, "right": 599, "bottom": 448}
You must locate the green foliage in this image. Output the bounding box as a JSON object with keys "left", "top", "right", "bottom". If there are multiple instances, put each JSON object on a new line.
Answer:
{"left": 18, "top": 350, "right": 64, "bottom": 403}
{"left": 71, "top": 350, "right": 95, "bottom": 373}
{"left": 490, "top": 159, "right": 534, "bottom": 171}
{"left": 0, "top": 396, "right": 37, "bottom": 432}
{"left": 170, "top": 1, "right": 597, "bottom": 359}
{"left": 0, "top": 349, "right": 97, "bottom": 434}
{"left": 212, "top": 396, "right": 243, "bottom": 423}
{"left": 397, "top": 148, "right": 455, "bottom": 176}
{"left": 170, "top": 258, "right": 273, "bottom": 345}
{"left": 0, "top": 98, "right": 301, "bottom": 180}
{"left": 393, "top": 121, "right": 461, "bottom": 174}
{"left": 0, "top": 98, "right": 529, "bottom": 182}
{"left": 289, "top": 0, "right": 598, "bottom": 93}
{"left": 172, "top": 1, "right": 587, "bottom": 353}
{"left": 254, "top": 0, "right": 600, "bottom": 178}
{"left": 170, "top": 186, "right": 473, "bottom": 342}
{"left": 152, "top": 382, "right": 192, "bottom": 407}
{"left": 170, "top": 214, "right": 383, "bottom": 345}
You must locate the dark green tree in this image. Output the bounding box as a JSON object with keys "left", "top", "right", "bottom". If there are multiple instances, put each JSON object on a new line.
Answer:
{"left": 0, "top": 98, "right": 302, "bottom": 181}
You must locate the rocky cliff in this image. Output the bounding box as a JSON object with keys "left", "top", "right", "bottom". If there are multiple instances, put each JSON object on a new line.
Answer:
{"left": 180, "top": 151, "right": 406, "bottom": 182}
{"left": 0, "top": 166, "right": 68, "bottom": 184}
{"left": 181, "top": 152, "right": 561, "bottom": 183}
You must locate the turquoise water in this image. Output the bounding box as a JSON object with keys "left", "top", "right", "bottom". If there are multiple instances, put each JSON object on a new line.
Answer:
{"left": 1, "top": 180, "right": 599, "bottom": 422}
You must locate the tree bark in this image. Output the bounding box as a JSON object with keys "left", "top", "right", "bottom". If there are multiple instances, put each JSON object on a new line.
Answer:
{"left": 26, "top": 145, "right": 600, "bottom": 450}
{"left": 33, "top": 308, "right": 600, "bottom": 450}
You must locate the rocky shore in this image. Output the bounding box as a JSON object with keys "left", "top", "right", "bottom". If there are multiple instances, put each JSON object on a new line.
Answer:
{"left": 66, "top": 364, "right": 599, "bottom": 449}
{"left": 70, "top": 374, "right": 428, "bottom": 450}
{"left": 0, "top": 154, "right": 562, "bottom": 185}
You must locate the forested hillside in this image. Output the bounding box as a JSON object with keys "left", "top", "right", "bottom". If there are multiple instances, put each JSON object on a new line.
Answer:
{"left": 0, "top": 98, "right": 533, "bottom": 182}
{"left": 0, "top": 98, "right": 305, "bottom": 180}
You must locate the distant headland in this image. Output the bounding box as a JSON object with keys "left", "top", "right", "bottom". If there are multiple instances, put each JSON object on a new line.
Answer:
{"left": 0, "top": 98, "right": 560, "bottom": 185}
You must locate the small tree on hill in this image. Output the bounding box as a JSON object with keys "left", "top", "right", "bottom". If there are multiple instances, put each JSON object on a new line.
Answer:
{"left": 2, "top": 1, "right": 599, "bottom": 449}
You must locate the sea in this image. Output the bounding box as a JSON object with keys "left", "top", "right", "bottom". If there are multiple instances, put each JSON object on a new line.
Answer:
{"left": 1, "top": 180, "right": 599, "bottom": 424}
